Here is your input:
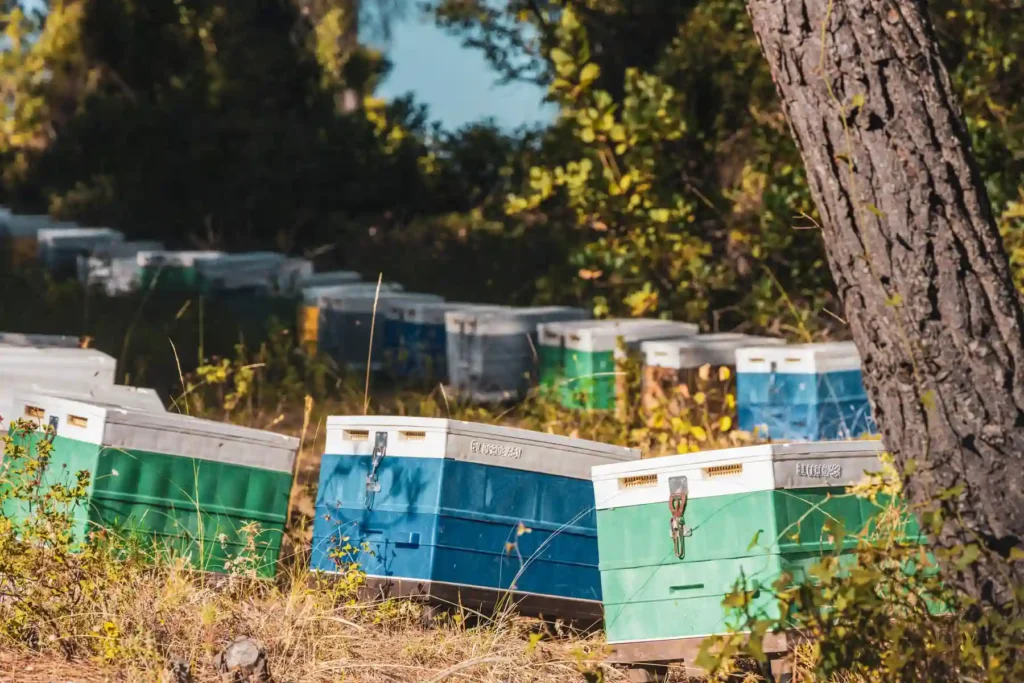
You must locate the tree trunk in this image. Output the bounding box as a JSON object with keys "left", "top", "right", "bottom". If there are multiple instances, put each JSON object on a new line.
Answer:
{"left": 743, "top": 0, "right": 1023, "bottom": 608}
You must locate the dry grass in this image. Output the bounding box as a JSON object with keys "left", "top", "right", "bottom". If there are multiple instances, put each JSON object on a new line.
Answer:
{"left": 0, "top": 556, "right": 659, "bottom": 682}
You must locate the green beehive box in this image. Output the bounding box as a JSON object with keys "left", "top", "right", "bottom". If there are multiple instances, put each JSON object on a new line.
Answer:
{"left": 536, "top": 319, "right": 699, "bottom": 411}
{"left": 591, "top": 440, "right": 913, "bottom": 656}
{"left": 137, "top": 251, "right": 224, "bottom": 292}
{"left": 3, "top": 392, "right": 299, "bottom": 577}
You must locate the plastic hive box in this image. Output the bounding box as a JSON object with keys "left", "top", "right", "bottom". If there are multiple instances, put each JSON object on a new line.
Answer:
{"left": 136, "top": 251, "right": 224, "bottom": 292}
{"left": 382, "top": 301, "right": 507, "bottom": 382}
{"left": 445, "top": 306, "right": 590, "bottom": 404}
{"left": 640, "top": 334, "right": 786, "bottom": 426}
{"left": 313, "top": 416, "right": 640, "bottom": 622}
{"left": 319, "top": 291, "right": 444, "bottom": 370}
{"left": 299, "top": 281, "right": 401, "bottom": 355}
{"left": 735, "top": 342, "right": 877, "bottom": 441}
{"left": 2, "top": 392, "right": 298, "bottom": 576}
{"left": 0, "top": 381, "right": 165, "bottom": 432}
{"left": 0, "top": 346, "right": 117, "bottom": 387}
{"left": 591, "top": 440, "right": 916, "bottom": 652}
{"left": 37, "top": 227, "right": 125, "bottom": 278}
{"left": 537, "top": 318, "right": 700, "bottom": 411}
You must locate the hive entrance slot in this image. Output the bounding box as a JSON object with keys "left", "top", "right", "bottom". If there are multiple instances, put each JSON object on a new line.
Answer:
{"left": 24, "top": 405, "right": 44, "bottom": 419}
{"left": 619, "top": 474, "right": 658, "bottom": 489}
{"left": 400, "top": 430, "right": 426, "bottom": 441}
{"left": 702, "top": 463, "right": 743, "bottom": 478}
{"left": 344, "top": 430, "right": 370, "bottom": 441}
{"left": 68, "top": 415, "right": 89, "bottom": 428}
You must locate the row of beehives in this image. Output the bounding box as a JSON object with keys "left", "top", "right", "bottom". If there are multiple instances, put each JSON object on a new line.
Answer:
{"left": 301, "top": 288, "right": 878, "bottom": 443}
{"left": 308, "top": 416, "right": 931, "bottom": 668}
{"left": 0, "top": 336, "right": 925, "bottom": 671}
{"left": 2, "top": 208, "right": 877, "bottom": 443}
{"left": 0, "top": 334, "right": 301, "bottom": 575}
{"left": 0, "top": 206, "right": 345, "bottom": 297}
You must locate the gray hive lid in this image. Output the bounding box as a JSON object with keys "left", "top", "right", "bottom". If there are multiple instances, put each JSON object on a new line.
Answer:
{"left": 445, "top": 306, "right": 589, "bottom": 336}
{"left": 0, "top": 332, "right": 82, "bottom": 348}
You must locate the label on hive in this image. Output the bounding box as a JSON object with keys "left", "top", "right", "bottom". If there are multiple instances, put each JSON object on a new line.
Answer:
{"left": 795, "top": 462, "right": 842, "bottom": 479}
{"left": 470, "top": 439, "right": 523, "bottom": 460}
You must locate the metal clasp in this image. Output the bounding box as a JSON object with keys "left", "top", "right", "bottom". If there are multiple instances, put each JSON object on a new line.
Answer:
{"left": 45, "top": 415, "right": 59, "bottom": 444}
{"left": 364, "top": 431, "right": 387, "bottom": 509}
{"left": 668, "top": 475, "right": 691, "bottom": 559}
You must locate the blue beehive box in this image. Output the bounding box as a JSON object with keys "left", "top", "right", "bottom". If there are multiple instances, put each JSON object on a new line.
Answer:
{"left": 320, "top": 291, "right": 444, "bottom": 371}
{"left": 735, "top": 341, "right": 877, "bottom": 441}
{"left": 312, "top": 416, "right": 640, "bottom": 622}
{"left": 382, "top": 302, "right": 507, "bottom": 382}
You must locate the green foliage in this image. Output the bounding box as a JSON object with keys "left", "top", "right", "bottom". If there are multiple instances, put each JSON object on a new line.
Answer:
{"left": 0, "top": 418, "right": 149, "bottom": 658}
{"left": 694, "top": 460, "right": 1024, "bottom": 682}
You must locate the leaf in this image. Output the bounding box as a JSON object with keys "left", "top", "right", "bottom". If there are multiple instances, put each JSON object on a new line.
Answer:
{"left": 580, "top": 127, "right": 595, "bottom": 143}
{"left": 719, "top": 415, "right": 733, "bottom": 432}
{"left": 610, "top": 124, "right": 626, "bottom": 142}
{"left": 550, "top": 48, "right": 572, "bottom": 65}
{"left": 698, "top": 364, "right": 711, "bottom": 381}
{"left": 865, "top": 203, "right": 885, "bottom": 217}
{"left": 747, "top": 529, "right": 763, "bottom": 551}
{"left": 694, "top": 392, "right": 706, "bottom": 405}
{"left": 719, "top": 366, "right": 731, "bottom": 381}
{"left": 851, "top": 93, "right": 866, "bottom": 109}
{"left": 1010, "top": 547, "right": 1024, "bottom": 562}
{"left": 886, "top": 294, "right": 904, "bottom": 307}
{"left": 691, "top": 426, "right": 708, "bottom": 442}
{"left": 955, "top": 544, "right": 981, "bottom": 570}
{"left": 921, "top": 390, "right": 936, "bottom": 410}
{"left": 579, "top": 62, "right": 601, "bottom": 86}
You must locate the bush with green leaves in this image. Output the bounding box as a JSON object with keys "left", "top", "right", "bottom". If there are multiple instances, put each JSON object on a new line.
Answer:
{"left": 694, "top": 456, "right": 1024, "bottom": 682}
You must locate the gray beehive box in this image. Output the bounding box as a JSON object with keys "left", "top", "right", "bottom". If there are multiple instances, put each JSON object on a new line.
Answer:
{"left": 445, "top": 306, "right": 589, "bottom": 403}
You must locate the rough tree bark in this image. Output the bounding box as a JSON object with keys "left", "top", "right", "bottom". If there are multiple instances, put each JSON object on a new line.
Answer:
{"left": 744, "top": 0, "right": 1023, "bottom": 608}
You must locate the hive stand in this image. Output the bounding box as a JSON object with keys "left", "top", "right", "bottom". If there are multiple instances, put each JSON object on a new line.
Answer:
{"left": 611, "top": 633, "right": 798, "bottom": 682}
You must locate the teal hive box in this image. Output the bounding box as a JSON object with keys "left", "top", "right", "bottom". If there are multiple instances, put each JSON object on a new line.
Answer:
{"left": 2, "top": 391, "right": 299, "bottom": 577}
{"left": 591, "top": 440, "right": 904, "bottom": 666}
{"left": 537, "top": 319, "right": 699, "bottom": 411}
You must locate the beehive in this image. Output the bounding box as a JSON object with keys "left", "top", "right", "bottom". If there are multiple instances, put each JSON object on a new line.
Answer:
{"left": 137, "top": 251, "right": 224, "bottom": 292}
{"left": 320, "top": 291, "right": 444, "bottom": 370}
{"left": 0, "top": 332, "right": 81, "bottom": 348}
{"left": 77, "top": 241, "right": 165, "bottom": 293}
{"left": 0, "top": 213, "right": 55, "bottom": 266}
{"left": 736, "top": 342, "right": 877, "bottom": 441}
{"left": 1, "top": 381, "right": 164, "bottom": 432}
{"left": 2, "top": 392, "right": 298, "bottom": 576}
{"left": 382, "top": 302, "right": 506, "bottom": 382}
{"left": 537, "top": 319, "right": 699, "bottom": 411}
{"left": 299, "top": 282, "right": 400, "bottom": 355}
{"left": 194, "top": 252, "right": 287, "bottom": 294}
{"left": 270, "top": 258, "right": 315, "bottom": 297}
{"left": 592, "top": 440, "right": 898, "bottom": 652}
{"left": 446, "top": 306, "right": 589, "bottom": 403}
{"left": 0, "top": 346, "right": 116, "bottom": 386}
{"left": 313, "top": 416, "right": 640, "bottom": 621}
{"left": 37, "top": 227, "right": 124, "bottom": 278}
{"left": 641, "top": 334, "right": 786, "bottom": 428}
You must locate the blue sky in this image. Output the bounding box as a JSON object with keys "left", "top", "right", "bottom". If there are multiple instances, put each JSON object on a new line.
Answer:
{"left": 372, "top": 13, "right": 556, "bottom": 131}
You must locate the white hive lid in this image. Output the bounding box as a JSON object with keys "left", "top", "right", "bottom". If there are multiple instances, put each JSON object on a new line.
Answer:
{"left": 326, "top": 415, "right": 640, "bottom": 480}
{"left": 592, "top": 439, "right": 885, "bottom": 510}
{"left": 735, "top": 341, "right": 862, "bottom": 374}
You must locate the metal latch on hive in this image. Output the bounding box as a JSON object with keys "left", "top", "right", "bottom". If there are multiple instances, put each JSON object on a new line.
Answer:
{"left": 364, "top": 431, "right": 387, "bottom": 509}
{"left": 668, "top": 475, "right": 691, "bottom": 560}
